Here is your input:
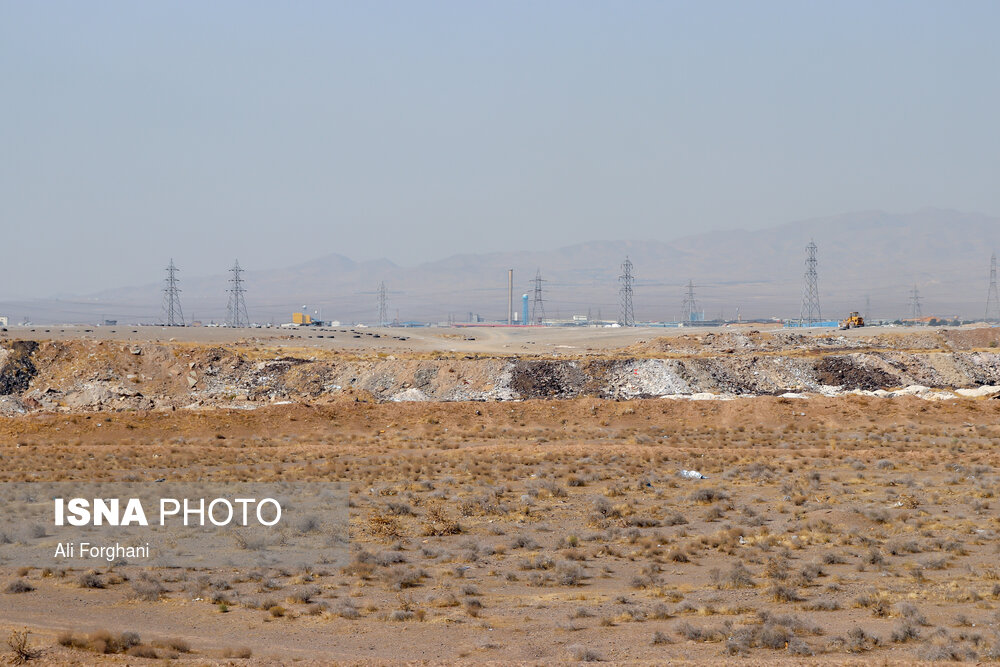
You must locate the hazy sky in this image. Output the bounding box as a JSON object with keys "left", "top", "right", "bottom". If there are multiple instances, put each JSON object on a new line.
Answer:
{"left": 2, "top": 1, "right": 998, "bottom": 299}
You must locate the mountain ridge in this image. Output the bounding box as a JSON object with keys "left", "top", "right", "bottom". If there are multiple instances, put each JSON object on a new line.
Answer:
{"left": 5, "top": 208, "right": 998, "bottom": 324}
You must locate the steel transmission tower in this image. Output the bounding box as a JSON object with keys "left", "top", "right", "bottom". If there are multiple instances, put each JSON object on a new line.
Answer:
{"left": 530, "top": 268, "right": 546, "bottom": 324}
{"left": 908, "top": 284, "right": 923, "bottom": 320}
{"left": 682, "top": 279, "right": 700, "bottom": 322}
{"left": 162, "top": 259, "right": 185, "bottom": 326}
{"left": 226, "top": 260, "right": 249, "bottom": 327}
{"left": 377, "top": 281, "right": 389, "bottom": 326}
{"left": 618, "top": 257, "right": 635, "bottom": 327}
{"left": 986, "top": 253, "right": 1000, "bottom": 322}
{"left": 798, "top": 241, "right": 821, "bottom": 325}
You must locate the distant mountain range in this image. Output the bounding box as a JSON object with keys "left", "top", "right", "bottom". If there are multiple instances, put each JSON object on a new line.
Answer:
{"left": 5, "top": 208, "right": 999, "bottom": 324}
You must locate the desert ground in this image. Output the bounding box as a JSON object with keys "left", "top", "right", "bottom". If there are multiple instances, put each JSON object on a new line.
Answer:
{"left": 2, "top": 325, "right": 1000, "bottom": 664}
{"left": 4, "top": 321, "right": 877, "bottom": 354}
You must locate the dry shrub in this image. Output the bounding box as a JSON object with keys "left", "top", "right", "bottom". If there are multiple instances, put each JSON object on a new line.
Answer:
{"left": 7, "top": 629, "right": 39, "bottom": 664}
{"left": 128, "top": 576, "right": 165, "bottom": 601}
{"left": 854, "top": 590, "right": 892, "bottom": 617}
{"left": 367, "top": 512, "right": 403, "bottom": 540}
{"left": 763, "top": 557, "right": 791, "bottom": 581}
{"left": 59, "top": 630, "right": 142, "bottom": 655}
{"left": 126, "top": 645, "right": 159, "bottom": 658}
{"left": 802, "top": 598, "right": 840, "bottom": 611}
{"left": 5, "top": 580, "right": 34, "bottom": 594}
{"left": 222, "top": 646, "right": 253, "bottom": 658}
{"left": 713, "top": 562, "right": 755, "bottom": 589}
{"left": 464, "top": 598, "right": 483, "bottom": 617}
{"left": 509, "top": 533, "right": 539, "bottom": 550}
{"left": 667, "top": 549, "right": 689, "bottom": 563}
{"left": 769, "top": 584, "right": 803, "bottom": 602}
{"left": 382, "top": 565, "right": 427, "bottom": 590}
{"left": 343, "top": 551, "right": 377, "bottom": 579}
{"left": 566, "top": 644, "right": 603, "bottom": 662}
{"left": 556, "top": 562, "right": 585, "bottom": 586}
{"left": 287, "top": 585, "right": 321, "bottom": 604}
{"left": 890, "top": 621, "right": 920, "bottom": 643}
{"left": 844, "top": 627, "right": 881, "bottom": 653}
{"left": 152, "top": 638, "right": 190, "bottom": 653}
{"left": 334, "top": 600, "right": 360, "bottom": 619}
{"left": 662, "top": 511, "right": 688, "bottom": 526}
{"left": 76, "top": 571, "right": 104, "bottom": 589}
{"left": 421, "top": 502, "right": 462, "bottom": 536}
{"left": 676, "top": 621, "right": 725, "bottom": 642}
{"left": 651, "top": 630, "right": 672, "bottom": 645}
{"left": 690, "top": 488, "right": 728, "bottom": 504}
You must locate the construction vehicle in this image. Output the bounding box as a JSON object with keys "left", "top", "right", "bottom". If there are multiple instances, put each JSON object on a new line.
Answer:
{"left": 840, "top": 312, "right": 864, "bottom": 329}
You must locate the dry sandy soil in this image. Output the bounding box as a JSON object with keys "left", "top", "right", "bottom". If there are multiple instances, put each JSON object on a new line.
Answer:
{"left": 1, "top": 321, "right": 874, "bottom": 355}
{"left": 1, "top": 327, "right": 1000, "bottom": 664}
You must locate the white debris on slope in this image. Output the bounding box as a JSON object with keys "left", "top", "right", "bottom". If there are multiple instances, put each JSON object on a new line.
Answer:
{"left": 956, "top": 385, "right": 1000, "bottom": 398}
{"left": 390, "top": 388, "right": 430, "bottom": 402}
{"left": 893, "top": 385, "right": 933, "bottom": 396}
{"left": 660, "top": 392, "right": 741, "bottom": 401}
{"left": 657, "top": 383, "right": 1000, "bottom": 402}
{"left": 613, "top": 359, "right": 693, "bottom": 398}
{"left": 776, "top": 384, "right": 970, "bottom": 401}
{"left": 920, "top": 391, "right": 958, "bottom": 401}
{"left": 450, "top": 359, "right": 518, "bottom": 401}
{"left": 0, "top": 396, "right": 26, "bottom": 416}
{"left": 691, "top": 392, "right": 738, "bottom": 401}
{"left": 887, "top": 385, "right": 957, "bottom": 400}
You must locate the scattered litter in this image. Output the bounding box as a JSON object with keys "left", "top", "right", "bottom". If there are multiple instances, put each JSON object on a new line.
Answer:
{"left": 680, "top": 470, "right": 706, "bottom": 480}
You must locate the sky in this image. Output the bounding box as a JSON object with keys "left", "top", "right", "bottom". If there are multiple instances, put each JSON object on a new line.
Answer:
{"left": 2, "top": 1, "right": 998, "bottom": 299}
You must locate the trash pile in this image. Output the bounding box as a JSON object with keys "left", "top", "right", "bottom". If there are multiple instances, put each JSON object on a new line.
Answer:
{"left": 2, "top": 336, "right": 1000, "bottom": 414}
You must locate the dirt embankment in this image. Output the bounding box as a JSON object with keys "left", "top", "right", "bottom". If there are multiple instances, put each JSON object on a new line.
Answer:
{"left": 1, "top": 332, "right": 1000, "bottom": 413}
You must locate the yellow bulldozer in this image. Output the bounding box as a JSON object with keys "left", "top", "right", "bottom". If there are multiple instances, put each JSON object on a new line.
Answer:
{"left": 840, "top": 312, "right": 865, "bottom": 329}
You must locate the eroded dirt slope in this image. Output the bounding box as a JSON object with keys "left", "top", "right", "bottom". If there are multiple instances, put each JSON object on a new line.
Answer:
{"left": 1, "top": 328, "right": 1000, "bottom": 414}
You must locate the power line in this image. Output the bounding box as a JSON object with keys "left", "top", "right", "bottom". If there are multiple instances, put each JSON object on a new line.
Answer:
{"left": 377, "top": 281, "right": 389, "bottom": 326}
{"left": 986, "top": 252, "right": 1000, "bottom": 322}
{"left": 909, "top": 284, "right": 922, "bottom": 320}
{"left": 798, "top": 240, "right": 821, "bottom": 325}
{"left": 618, "top": 256, "right": 635, "bottom": 327}
{"left": 682, "top": 279, "right": 700, "bottom": 322}
{"left": 226, "top": 259, "right": 249, "bottom": 327}
{"left": 530, "top": 268, "right": 546, "bottom": 324}
{"left": 162, "top": 259, "right": 185, "bottom": 326}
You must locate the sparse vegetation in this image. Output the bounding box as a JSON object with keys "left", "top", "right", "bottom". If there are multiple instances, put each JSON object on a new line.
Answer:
{"left": 76, "top": 571, "right": 104, "bottom": 589}
{"left": 7, "top": 629, "right": 39, "bottom": 664}
{"left": 2, "top": 331, "right": 999, "bottom": 661}
{"left": 58, "top": 630, "right": 143, "bottom": 655}
{"left": 4, "top": 579, "right": 34, "bottom": 594}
